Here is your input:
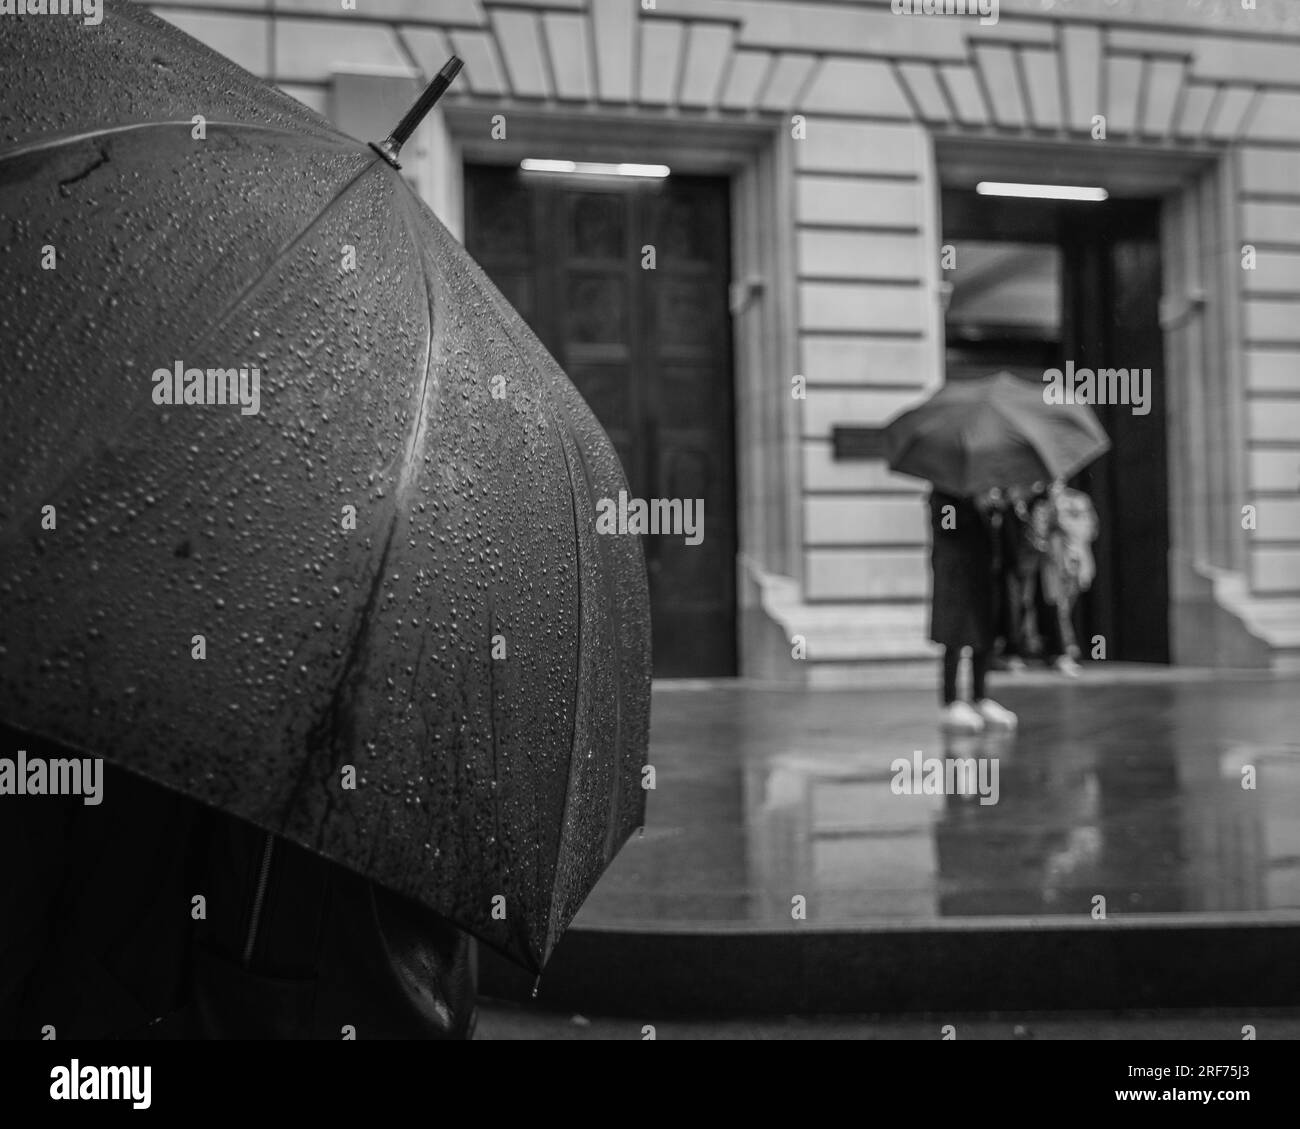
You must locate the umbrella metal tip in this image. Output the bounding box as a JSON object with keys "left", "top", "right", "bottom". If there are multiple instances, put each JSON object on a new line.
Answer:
{"left": 374, "top": 54, "right": 465, "bottom": 167}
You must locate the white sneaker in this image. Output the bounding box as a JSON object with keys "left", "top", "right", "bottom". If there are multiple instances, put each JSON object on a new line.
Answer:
{"left": 1054, "top": 655, "right": 1081, "bottom": 678}
{"left": 976, "top": 698, "right": 1018, "bottom": 729}
{"left": 941, "top": 700, "right": 985, "bottom": 733}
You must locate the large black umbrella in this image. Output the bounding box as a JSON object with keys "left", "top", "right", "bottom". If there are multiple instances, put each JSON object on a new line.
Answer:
{"left": 884, "top": 371, "right": 1110, "bottom": 497}
{"left": 0, "top": 1, "right": 650, "bottom": 972}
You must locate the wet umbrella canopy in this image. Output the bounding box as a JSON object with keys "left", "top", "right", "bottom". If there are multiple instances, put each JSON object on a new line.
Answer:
{"left": 884, "top": 371, "right": 1111, "bottom": 498}
{"left": 0, "top": 2, "right": 650, "bottom": 971}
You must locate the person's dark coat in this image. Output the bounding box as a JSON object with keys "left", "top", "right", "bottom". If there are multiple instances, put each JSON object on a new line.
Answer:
{"left": 0, "top": 728, "right": 475, "bottom": 1040}
{"left": 928, "top": 489, "right": 996, "bottom": 651}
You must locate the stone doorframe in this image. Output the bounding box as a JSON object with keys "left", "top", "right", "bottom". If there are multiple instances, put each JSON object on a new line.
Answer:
{"left": 935, "top": 134, "right": 1264, "bottom": 665}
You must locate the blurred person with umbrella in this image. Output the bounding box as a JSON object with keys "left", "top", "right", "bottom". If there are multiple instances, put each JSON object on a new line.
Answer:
{"left": 0, "top": 2, "right": 650, "bottom": 1037}
{"left": 885, "top": 372, "right": 1109, "bottom": 730}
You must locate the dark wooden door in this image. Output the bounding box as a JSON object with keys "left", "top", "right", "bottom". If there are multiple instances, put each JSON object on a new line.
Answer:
{"left": 464, "top": 165, "right": 737, "bottom": 676}
{"left": 1062, "top": 202, "right": 1170, "bottom": 663}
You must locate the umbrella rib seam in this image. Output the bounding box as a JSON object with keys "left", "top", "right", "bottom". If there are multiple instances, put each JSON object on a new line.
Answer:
{"left": 390, "top": 184, "right": 474, "bottom": 902}
{"left": 537, "top": 390, "right": 586, "bottom": 959}
{"left": 195, "top": 162, "right": 377, "bottom": 348}
{"left": 0, "top": 120, "right": 357, "bottom": 167}
{"left": 476, "top": 288, "right": 588, "bottom": 961}
{"left": 394, "top": 187, "right": 446, "bottom": 488}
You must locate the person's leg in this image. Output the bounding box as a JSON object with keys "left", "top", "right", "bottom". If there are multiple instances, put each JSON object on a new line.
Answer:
{"left": 942, "top": 646, "right": 960, "bottom": 705}
{"left": 941, "top": 647, "right": 984, "bottom": 731}
{"left": 1058, "top": 591, "right": 1080, "bottom": 657}
{"left": 1003, "top": 570, "right": 1033, "bottom": 669}
{"left": 972, "top": 648, "right": 1018, "bottom": 728}
{"left": 991, "top": 562, "right": 1009, "bottom": 661}
{"left": 1038, "top": 577, "right": 1064, "bottom": 662}
{"left": 1054, "top": 590, "right": 1082, "bottom": 675}
{"left": 970, "top": 648, "right": 988, "bottom": 701}
{"left": 1004, "top": 571, "right": 1022, "bottom": 656}
{"left": 1023, "top": 569, "right": 1043, "bottom": 657}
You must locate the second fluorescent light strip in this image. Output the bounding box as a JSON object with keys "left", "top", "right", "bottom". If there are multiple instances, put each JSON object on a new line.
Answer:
{"left": 521, "top": 159, "right": 671, "bottom": 178}
{"left": 976, "top": 181, "right": 1109, "bottom": 202}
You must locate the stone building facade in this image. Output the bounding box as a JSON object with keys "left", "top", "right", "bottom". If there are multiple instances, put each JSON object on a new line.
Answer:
{"left": 151, "top": 0, "right": 1300, "bottom": 678}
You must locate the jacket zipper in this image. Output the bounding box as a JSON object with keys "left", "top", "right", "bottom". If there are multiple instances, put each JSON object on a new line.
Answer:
{"left": 242, "top": 831, "right": 276, "bottom": 967}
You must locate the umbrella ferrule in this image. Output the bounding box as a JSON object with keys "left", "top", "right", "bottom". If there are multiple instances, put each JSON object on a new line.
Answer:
{"left": 370, "top": 56, "right": 463, "bottom": 171}
{"left": 368, "top": 138, "right": 402, "bottom": 170}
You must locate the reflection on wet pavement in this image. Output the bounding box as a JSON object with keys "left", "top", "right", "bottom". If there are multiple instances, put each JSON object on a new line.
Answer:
{"left": 576, "top": 675, "right": 1300, "bottom": 928}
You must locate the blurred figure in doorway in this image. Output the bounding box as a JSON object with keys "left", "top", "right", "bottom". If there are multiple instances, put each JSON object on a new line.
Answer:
{"left": 993, "top": 482, "right": 1050, "bottom": 672}
{"left": 1040, "top": 482, "right": 1099, "bottom": 677}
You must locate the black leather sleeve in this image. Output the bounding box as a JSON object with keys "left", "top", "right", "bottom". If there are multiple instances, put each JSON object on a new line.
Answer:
{"left": 190, "top": 815, "right": 477, "bottom": 1040}
{"left": 0, "top": 735, "right": 476, "bottom": 1040}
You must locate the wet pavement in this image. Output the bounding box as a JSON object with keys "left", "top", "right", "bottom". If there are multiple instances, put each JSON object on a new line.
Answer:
{"left": 576, "top": 670, "right": 1300, "bottom": 928}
